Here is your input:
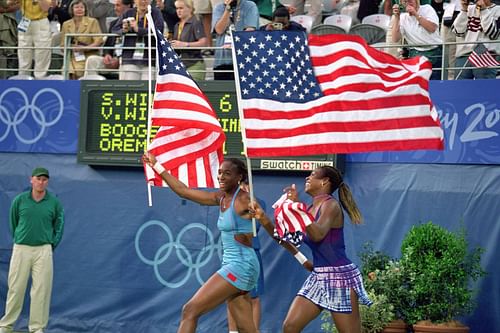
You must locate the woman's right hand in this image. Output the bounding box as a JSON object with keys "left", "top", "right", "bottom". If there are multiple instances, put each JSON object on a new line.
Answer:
{"left": 392, "top": 3, "right": 400, "bottom": 16}
{"left": 283, "top": 183, "right": 298, "bottom": 202}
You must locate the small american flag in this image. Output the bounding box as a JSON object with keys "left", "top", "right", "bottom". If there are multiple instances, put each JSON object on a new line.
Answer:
{"left": 468, "top": 43, "right": 500, "bottom": 68}
{"left": 232, "top": 31, "right": 444, "bottom": 157}
{"left": 146, "top": 29, "right": 225, "bottom": 188}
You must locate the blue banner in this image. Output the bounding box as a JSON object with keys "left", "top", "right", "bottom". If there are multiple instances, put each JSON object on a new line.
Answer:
{"left": 0, "top": 80, "right": 80, "bottom": 153}
{"left": 348, "top": 80, "right": 500, "bottom": 165}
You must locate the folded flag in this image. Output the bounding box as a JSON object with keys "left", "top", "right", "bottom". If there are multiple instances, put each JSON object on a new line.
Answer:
{"left": 272, "top": 192, "right": 314, "bottom": 246}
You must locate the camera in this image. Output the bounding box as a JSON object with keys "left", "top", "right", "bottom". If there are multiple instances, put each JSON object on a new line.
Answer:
{"left": 124, "top": 17, "right": 135, "bottom": 24}
{"left": 272, "top": 22, "right": 283, "bottom": 30}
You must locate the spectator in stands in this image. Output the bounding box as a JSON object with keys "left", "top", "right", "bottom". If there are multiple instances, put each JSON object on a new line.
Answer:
{"left": 112, "top": 0, "right": 165, "bottom": 80}
{"left": 87, "top": 0, "right": 114, "bottom": 33}
{"left": 170, "top": 0, "right": 207, "bottom": 81}
{"left": 0, "top": 0, "right": 19, "bottom": 79}
{"left": 441, "top": 0, "right": 460, "bottom": 79}
{"left": 259, "top": 5, "right": 306, "bottom": 31}
{"left": 193, "top": 0, "right": 222, "bottom": 55}
{"left": 251, "top": 0, "right": 284, "bottom": 26}
{"left": 7, "top": 0, "right": 52, "bottom": 78}
{"left": 452, "top": 0, "right": 500, "bottom": 79}
{"left": 392, "top": 0, "right": 443, "bottom": 79}
{"left": 157, "top": 0, "right": 180, "bottom": 39}
{"left": 0, "top": 167, "right": 65, "bottom": 333}
{"left": 60, "top": 0, "right": 103, "bottom": 79}
{"left": 48, "top": 0, "right": 72, "bottom": 27}
{"left": 83, "top": 0, "right": 133, "bottom": 78}
{"left": 288, "top": 0, "right": 322, "bottom": 26}
{"left": 357, "top": 0, "right": 383, "bottom": 22}
{"left": 212, "top": 0, "right": 259, "bottom": 80}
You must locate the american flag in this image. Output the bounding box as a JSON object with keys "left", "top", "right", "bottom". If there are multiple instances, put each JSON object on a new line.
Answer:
{"left": 232, "top": 31, "right": 444, "bottom": 157}
{"left": 145, "top": 29, "right": 225, "bottom": 188}
{"left": 468, "top": 43, "right": 500, "bottom": 68}
{"left": 272, "top": 192, "right": 314, "bottom": 246}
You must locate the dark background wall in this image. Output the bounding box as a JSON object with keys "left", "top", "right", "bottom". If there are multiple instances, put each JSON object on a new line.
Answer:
{"left": 0, "top": 153, "right": 498, "bottom": 332}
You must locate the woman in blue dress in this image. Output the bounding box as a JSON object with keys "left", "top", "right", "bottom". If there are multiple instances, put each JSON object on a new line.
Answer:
{"left": 143, "top": 153, "right": 259, "bottom": 333}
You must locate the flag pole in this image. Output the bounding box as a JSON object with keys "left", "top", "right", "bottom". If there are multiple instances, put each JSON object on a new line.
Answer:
{"left": 229, "top": 29, "right": 257, "bottom": 236}
{"left": 146, "top": 5, "right": 155, "bottom": 206}
{"left": 454, "top": 57, "right": 469, "bottom": 80}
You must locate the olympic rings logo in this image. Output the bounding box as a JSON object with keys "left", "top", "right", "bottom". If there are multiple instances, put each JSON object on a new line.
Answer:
{"left": 135, "top": 220, "right": 222, "bottom": 288}
{"left": 0, "top": 87, "right": 64, "bottom": 144}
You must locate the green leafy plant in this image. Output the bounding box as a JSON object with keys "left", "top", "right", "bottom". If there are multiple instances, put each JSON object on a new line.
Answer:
{"left": 320, "top": 291, "right": 395, "bottom": 333}
{"left": 359, "top": 242, "right": 412, "bottom": 322}
{"left": 360, "top": 291, "right": 395, "bottom": 333}
{"left": 400, "top": 221, "right": 485, "bottom": 324}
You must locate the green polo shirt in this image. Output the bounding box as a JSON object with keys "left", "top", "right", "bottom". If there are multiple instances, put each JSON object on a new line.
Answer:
{"left": 9, "top": 190, "right": 64, "bottom": 249}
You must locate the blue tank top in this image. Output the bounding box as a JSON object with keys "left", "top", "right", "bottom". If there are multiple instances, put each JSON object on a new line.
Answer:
{"left": 216, "top": 188, "right": 254, "bottom": 265}
{"left": 303, "top": 197, "right": 352, "bottom": 267}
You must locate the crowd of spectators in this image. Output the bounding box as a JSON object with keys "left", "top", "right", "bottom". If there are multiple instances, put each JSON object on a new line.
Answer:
{"left": 0, "top": 0, "right": 498, "bottom": 80}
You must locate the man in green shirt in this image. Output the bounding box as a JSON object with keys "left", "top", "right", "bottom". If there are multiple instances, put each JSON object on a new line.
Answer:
{"left": 0, "top": 167, "right": 64, "bottom": 333}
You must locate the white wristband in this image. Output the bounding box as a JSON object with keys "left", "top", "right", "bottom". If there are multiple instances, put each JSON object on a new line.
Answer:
{"left": 153, "top": 162, "right": 165, "bottom": 175}
{"left": 294, "top": 252, "right": 308, "bottom": 265}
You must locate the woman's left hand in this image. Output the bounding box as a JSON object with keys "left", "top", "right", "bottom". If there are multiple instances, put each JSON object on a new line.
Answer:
{"left": 142, "top": 152, "right": 157, "bottom": 166}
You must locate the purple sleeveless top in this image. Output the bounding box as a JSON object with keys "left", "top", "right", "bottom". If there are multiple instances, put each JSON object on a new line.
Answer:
{"left": 303, "top": 197, "right": 352, "bottom": 267}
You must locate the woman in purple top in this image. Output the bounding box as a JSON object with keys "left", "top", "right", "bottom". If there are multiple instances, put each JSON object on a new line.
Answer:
{"left": 253, "top": 165, "right": 371, "bottom": 333}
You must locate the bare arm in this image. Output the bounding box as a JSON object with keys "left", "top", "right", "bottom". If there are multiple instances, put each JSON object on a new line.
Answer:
{"left": 392, "top": 4, "right": 403, "bottom": 43}
{"left": 143, "top": 153, "right": 220, "bottom": 206}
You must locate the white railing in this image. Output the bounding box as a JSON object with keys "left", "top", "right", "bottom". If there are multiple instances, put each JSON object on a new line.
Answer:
{"left": 0, "top": 32, "right": 498, "bottom": 80}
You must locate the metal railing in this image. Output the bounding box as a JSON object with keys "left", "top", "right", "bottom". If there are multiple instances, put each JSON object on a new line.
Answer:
{"left": 1, "top": 32, "right": 498, "bottom": 80}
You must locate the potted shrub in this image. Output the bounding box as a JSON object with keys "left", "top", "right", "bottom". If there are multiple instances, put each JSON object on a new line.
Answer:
{"left": 320, "top": 291, "right": 395, "bottom": 333}
{"left": 360, "top": 243, "right": 410, "bottom": 332}
{"left": 400, "top": 222, "right": 485, "bottom": 332}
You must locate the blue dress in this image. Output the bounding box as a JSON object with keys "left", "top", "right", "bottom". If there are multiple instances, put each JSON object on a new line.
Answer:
{"left": 216, "top": 187, "right": 260, "bottom": 291}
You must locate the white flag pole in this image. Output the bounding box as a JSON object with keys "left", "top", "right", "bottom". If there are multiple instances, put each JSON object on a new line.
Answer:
{"left": 145, "top": 6, "right": 156, "bottom": 207}
{"left": 229, "top": 29, "right": 257, "bottom": 236}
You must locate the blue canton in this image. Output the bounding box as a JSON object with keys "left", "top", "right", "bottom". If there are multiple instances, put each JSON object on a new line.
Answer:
{"left": 156, "top": 29, "right": 190, "bottom": 78}
{"left": 232, "top": 31, "right": 323, "bottom": 103}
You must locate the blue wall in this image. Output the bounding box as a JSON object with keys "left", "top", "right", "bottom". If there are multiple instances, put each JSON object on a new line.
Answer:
{"left": 0, "top": 154, "right": 498, "bottom": 332}
{"left": 0, "top": 79, "right": 499, "bottom": 332}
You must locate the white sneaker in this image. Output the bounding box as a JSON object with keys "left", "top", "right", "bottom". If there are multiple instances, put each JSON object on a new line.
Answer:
{"left": 0, "top": 327, "right": 12, "bottom": 333}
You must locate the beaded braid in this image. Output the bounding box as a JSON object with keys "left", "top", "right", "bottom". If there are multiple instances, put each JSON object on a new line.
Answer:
{"left": 319, "top": 166, "right": 363, "bottom": 225}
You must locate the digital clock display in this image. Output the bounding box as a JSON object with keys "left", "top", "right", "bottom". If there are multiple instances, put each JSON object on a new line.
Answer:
{"left": 78, "top": 80, "right": 341, "bottom": 170}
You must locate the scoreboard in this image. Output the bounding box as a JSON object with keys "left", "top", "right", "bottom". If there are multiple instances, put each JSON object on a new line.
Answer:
{"left": 78, "top": 81, "right": 343, "bottom": 171}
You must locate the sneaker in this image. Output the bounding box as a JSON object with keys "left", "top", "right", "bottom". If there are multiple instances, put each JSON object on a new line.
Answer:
{"left": 0, "top": 327, "right": 12, "bottom": 333}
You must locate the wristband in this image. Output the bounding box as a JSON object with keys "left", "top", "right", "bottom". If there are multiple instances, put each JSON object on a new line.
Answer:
{"left": 153, "top": 162, "right": 165, "bottom": 175}
{"left": 294, "top": 252, "right": 308, "bottom": 265}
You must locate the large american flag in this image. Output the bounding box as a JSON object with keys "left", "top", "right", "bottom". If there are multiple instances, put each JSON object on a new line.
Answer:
{"left": 232, "top": 31, "right": 444, "bottom": 157}
{"left": 146, "top": 29, "right": 225, "bottom": 188}
{"left": 468, "top": 43, "right": 500, "bottom": 68}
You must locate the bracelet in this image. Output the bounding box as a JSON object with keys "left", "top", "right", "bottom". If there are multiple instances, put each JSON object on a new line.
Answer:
{"left": 153, "top": 162, "right": 165, "bottom": 175}
{"left": 294, "top": 252, "right": 308, "bottom": 265}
